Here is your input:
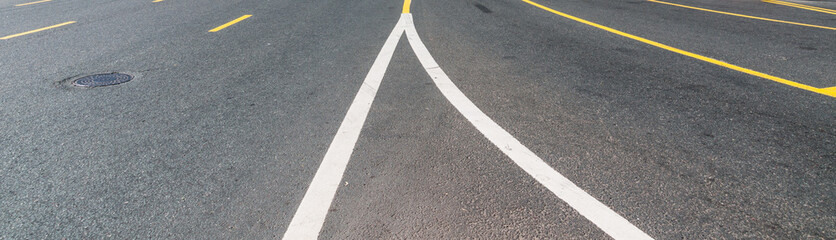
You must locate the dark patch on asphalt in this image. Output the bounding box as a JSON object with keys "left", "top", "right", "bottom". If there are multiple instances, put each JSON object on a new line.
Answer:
{"left": 72, "top": 73, "right": 132, "bottom": 87}
{"left": 55, "top": 71, "right": 143, "bottom": 90}
{"left": 676, "top": 83, "right": 708, "bottom": 92}
{"left": 614, "top": 47, "right": 635, "bottom": 54}
{"left": 574, "top": 87, "right": 612, "bottom": 101}
{"left": 799, "top": 46, "right": 817, "bottom": 51}
{"left": 474, "top": 3, "right": 492, "bottom": 13}
{"left": 55, "top": 74, "right": 86, "bottom": 89}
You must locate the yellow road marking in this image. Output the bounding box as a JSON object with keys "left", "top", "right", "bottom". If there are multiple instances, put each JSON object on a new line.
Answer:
{"left": 403, "top": 0, "right": 412, "bottom": 13}
{"left": 208, "top": 15, "right": 252, "bottom": 32}
{"left": 822, "top": 87, "right": 836, "bottom": 96}
{"left": 15, "top": 0, "right": 52, "bottom": 6}
{"left": 763, "top": 0, "right": 836, "bottom": 15}
{"left": 647, "top": 0, "right": 836, "bottom": 31}
{"left": 522, "top": 0, "right": 835, "bottom": 98}
{"left": 152, "top": 0, "right": 164, "bottom": 2}
{"left": 0, "top": 21, "right": 75, "bottom": 40}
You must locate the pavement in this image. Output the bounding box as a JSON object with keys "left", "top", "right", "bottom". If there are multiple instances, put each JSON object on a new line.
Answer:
{"left": 0, "top": 0, "right": 834, "bottom": 239}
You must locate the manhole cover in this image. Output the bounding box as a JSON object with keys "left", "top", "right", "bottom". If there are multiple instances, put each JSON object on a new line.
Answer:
{"left": 72, "top": 73, "right": 132, "bottom": 87}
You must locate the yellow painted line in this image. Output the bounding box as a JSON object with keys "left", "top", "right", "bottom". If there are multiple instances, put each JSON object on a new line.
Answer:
{"left": 403, "top": 0, "right": 412, "bottom": 13}
{"left": 822, "top": 87, "right": 836, "bottom": 96}
{"left": 763, "top": 0, "right": 836, "bottom": 15}
{"left": 0, "top": 21, "right": 75, "bottom": 40}
{"left": 15, "top": 0, "right": 52, "bottom": 6}
{"left": 208, "top": 15, "right": 252, "bottom": 32}
{"left": 152, "top": 0, "right": 164, "bottom": 2}
{"left": 647, "top": 0, "right": 836, "bottom": 31}
{"left": 522, "top": 0, "right": 836, "bottom": 98}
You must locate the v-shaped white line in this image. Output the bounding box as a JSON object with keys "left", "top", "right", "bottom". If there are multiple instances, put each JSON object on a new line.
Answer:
{"left": 283, "top": 13, "right": 653, "bottom": 240}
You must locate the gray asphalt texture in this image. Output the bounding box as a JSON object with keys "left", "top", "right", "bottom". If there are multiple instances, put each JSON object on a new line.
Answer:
{"left": 1, "top": 0, "right": 834, "bottom": 239}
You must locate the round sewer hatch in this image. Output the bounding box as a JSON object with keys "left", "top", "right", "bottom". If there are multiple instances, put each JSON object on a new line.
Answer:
{"left": 72, "top": 73, "right": 133, "bottom": 87}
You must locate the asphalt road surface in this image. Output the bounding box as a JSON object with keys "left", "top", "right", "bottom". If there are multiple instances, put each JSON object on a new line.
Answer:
{"left": 1, "top": 0, "right": 834, "bottom": 239}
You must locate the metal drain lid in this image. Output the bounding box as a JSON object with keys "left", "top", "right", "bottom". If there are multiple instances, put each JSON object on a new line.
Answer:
{"left": 72, "top": 73, "right": 132, "bottom": 87}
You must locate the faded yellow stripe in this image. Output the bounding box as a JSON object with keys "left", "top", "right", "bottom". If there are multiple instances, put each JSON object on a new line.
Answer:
{"left": 522, "top": 0, "right": 835, "bottom": 98}
{"left": 0, "top": 21, "right": 75, "bottom": 40}
{"left": 15, "top": 0, "right": 52, "bottom": 6}
{"left": 209, "top": 15, "right": 252, "bottom": 32}
{"left": 763, "top": 0, "right": 836, "bottom": 15}
{"left": 648, "top": 0, "right": 836, "bottom": 30}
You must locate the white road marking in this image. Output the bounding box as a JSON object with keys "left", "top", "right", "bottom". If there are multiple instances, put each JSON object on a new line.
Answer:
{"left": 283, "top": 12, "right": 652, "bottom": 240}
{"left": 281, "top": 16, "right": 407, "bottom": 240}
{"left": 402, "top": 14, "right": 653, "bottom": 240}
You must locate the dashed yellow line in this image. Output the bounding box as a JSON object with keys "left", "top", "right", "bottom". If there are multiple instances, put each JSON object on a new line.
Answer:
{"left": 522, "top": 0, "right": 835, "bottom": 98}
{"left": 0, "top": 21, "right": 75, "bottom": 40}
{"left": 15, "top": 0, "right": 52, "bottom": 6}
{"left": 403, "top": 0, "right": 412, "bottom": 13}
{"left": 763, "top": 0, "right": 836, "bottom": 15}
{"left": 208, "top": 15, "right": 252, "bottom": 32}
{"left": 152, "top": 0, "right": 164, "bottom": 2}
{"left": 647, "top": 0, "right": 836, "bottom": 30}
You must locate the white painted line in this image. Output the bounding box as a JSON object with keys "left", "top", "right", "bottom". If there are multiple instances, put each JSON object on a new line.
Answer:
{"left": 402, "top": 13, "right": 653, "bottom": 240}
{"left": 282, "top": 12, "right": 652, "bottom": 240}
{"left": 282, "top": 16, "right": 407, "bottom": 240}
